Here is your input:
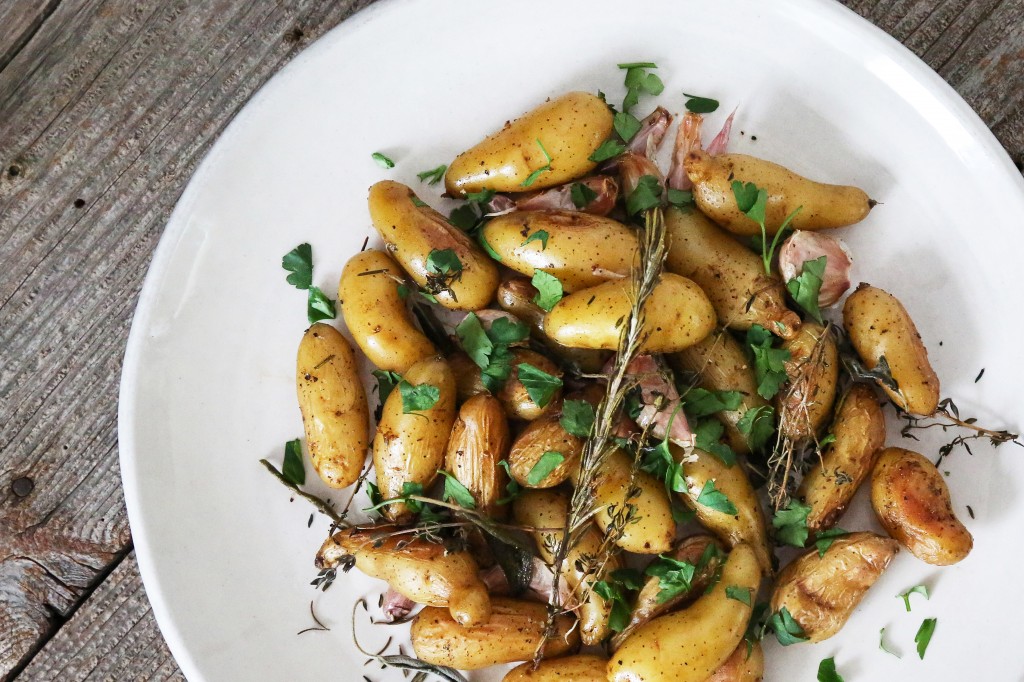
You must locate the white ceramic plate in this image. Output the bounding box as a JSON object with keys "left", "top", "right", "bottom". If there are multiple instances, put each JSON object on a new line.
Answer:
{"left": 119, "top": 0, "right": 1024, "bottom": 679}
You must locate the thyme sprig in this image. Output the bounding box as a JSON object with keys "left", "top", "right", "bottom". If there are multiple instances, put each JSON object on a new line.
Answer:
{"left": 899, "top": 398, "right": 1021, "bottom": 467}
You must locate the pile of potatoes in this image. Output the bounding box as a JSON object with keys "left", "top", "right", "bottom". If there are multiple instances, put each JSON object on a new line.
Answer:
{"left": 295, "top": 92, "right": 972, "bottom": 681}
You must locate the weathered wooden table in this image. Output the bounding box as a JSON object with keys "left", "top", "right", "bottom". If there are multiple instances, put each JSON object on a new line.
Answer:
{"left": 0, "top": 0, "right": 1021, "bottom": 678}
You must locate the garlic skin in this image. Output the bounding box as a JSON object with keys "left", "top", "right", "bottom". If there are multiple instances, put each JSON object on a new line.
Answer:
{"left": 778, "top": 230, "right": 854, "bottom": 307}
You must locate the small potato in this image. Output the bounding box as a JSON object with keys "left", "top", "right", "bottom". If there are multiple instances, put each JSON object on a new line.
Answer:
{"left": 684, "top": 151, "right": 873, "bottom": 236}
{"left": 445, "top": 394, "right": 511, "bottom": 518}
{"left": 497, "top": 277, "right": 610, "bottom": 372}
{"left": 339, "top": 249, "right": 436, "bottom": 373}
{"left": 412, "top": 597, "right": 578, "bottom": 670}
{"left": 706, "top": 642, "right": 764, "bottom": 682}
{"left": 770, "top": 531, "right": 899, "bottom": 642}
{"left": 296, "top": 324, "right": 369, "bottom": 488}
{"left": 871, "top": 447, "right": 973, "bottom": 565}
{"left": 611, "top": 535, "right": 724, "bottom": 651}
{"left": 544, "top": 273, "right": 716, "bottom": 353}
{"left": 446, "top": 348, "right": 562, "bottom": 420}
{"left": 373, "top": 355, "right": 456, "bottom": 522}
{"left": 585, "top": 449, "right": 675, "bottom": 554}
{"left": 665, "top": 206, "right": 800, "bottom": 339}
{"left": 843, "top": 284, "right": 940, "bottom": 415}
{"left": 608, "top": 543, "right": 761, "bottom": 682}
{"left": 445, "top": 91, "right": 614, "bottom": 195}
{"left": 368, "top": 180, "right": 499, "bottom": 310}
{"left": 448, "top": 351, "right": 488, "bottom": 402}
{"left": 777, "top": 322, "right": 839, "bottom": 442}
{"left": 513, "top": 490, "right": 619, "bottom": 645}
{"left": 315, "top": 527, "right": 490, "bottom": 627}
{"left": 672, "top": 444, "right": 772, "bottom": 574}
{"left": 671, "top": 329, "right": 771, "bottom": 455}
{"left": 481, "top": 211, "right": 638, "bottom": 292}
{"left": 508, "top": 409, "right": 582, "bottom": 488}
{"left": 798, "top": 384, "right": 885, "bottom": 533}
{"left": 504, "top": 654, "right": 607, "bottom": 681}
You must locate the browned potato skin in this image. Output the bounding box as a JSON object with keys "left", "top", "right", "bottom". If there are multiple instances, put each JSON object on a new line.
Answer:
{"left": 671, "top": 329, "right": 770, "bottom": 455}
{"left": 514, "top": 490, "right": 619, "bottom": 645}
{"left": 368, "top": 180, "right": 499, "bottom": 310}
{"left": 508, "top": 408, "right": 582, "bottom": 488}
{"left": 482, "top": 211, "right": 638, "bottom": 292}
{"left": 843, "top": 284, "right": 940, "bottom": 415}
{"left": 315, "top": 527, "right": 490, "bottom": 627}
{"left": 672, "top": 444, "right": 773, "bottom": 574}
{"left": 445, "top": 394, "right": 511, "bottom": 518}
{"left": 339, "top": 249, "right": 435, "bottom": 373}
{"left": 777, "top": 322, "right": 839, "bottom": 442}
{"left": 611, "top": 535, "right": 724, "bottom": 651}
{"left": 446, "top": 348, "right": 562, "bottom": 420}
{"left": 705, "top": 642, "right": 764, "bottom": 682}
{"left": 445, "top": 91, "right": 614, "bottom": 196}
{"left": 798, "top": 384, "right": 886, "bottom": 533}
{"left": 871, "top": 447, "right": 973, "bottom": 565}
{"left": 504, "top": 654, "right": 607, "bottom": 681}
{"left": 448, "top": 351, "right": 488, "bottom": 402}
{"left": 544, "top": 273, "right": 717, "bottom": 353}
{"left": 770, "top": 531, "right": 899, "bottom": 642}
{"left": 497, "top": 277, "right": 610, "bottom": 373}
{"left": 412, "top": 597, "right": 579, "bottom": 670}
{"left": 373, "top": 355, "right": 456, "bottom": 522}
{"left": 296, "top": 324, "right": 369, "bottom": 488}
{"left": 584, "top": 449, "right": 675, "bottom": 555}
{"left": 665, "top": 206, "right": 800, "bottom": 339}
{"left": 684, "top": 151, "right": 873, "bottom": 236}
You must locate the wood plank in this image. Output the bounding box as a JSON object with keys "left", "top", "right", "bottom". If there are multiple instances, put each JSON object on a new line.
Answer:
{"left": 0, "top": 0, "right": 1021, "bottom": 679}
{"left": 15, "top": 553, "right": 184, "bottom": 682}
{"left": 0, "top": 0, "right": 373, "bottom": 678}
{"left": 0, "top": 0, "right": 63, "bottom": 74}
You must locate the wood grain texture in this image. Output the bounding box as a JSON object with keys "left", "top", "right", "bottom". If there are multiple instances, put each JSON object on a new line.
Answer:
{"left": 0, "top": 0, "right": 372, "bottom": 678}
{"left": 15, "top": 553, "right": 184, "bottom": 682}
{"left": 0, "top": 0, "right": 1020, "bottom": 679}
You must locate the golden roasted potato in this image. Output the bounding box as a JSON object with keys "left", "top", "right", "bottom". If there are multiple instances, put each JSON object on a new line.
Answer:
{"left": 445, "top": 348, "right": 562, "bottom": 419}
{"left": 544, "top": 273, "right": 716, "bottom": 353}
{"left": 777, "top": 322, "right": 839, "bottom": 442}
{"left": 672, "top": 444, "right": 772, "bottom": 574}
{"left": 296, "top": 323, "right": 369, "bottom": 488}
{"left": 671, "top": 329, "right": 771, "bottom": 455}
{"left": 448, "top": 351, "right": 488, "bottom": 402}
{"left": 508, "top": 408, "right": 582, "bottom": 488}
{"left": 372, "top": 355, "right": 456, "bottom": 522}
{"left": 446, "top": 91, "right": 614, "bottom": 195}
{"left": 315, "top": 527, "right": 490, "bottom": 627}
{"left": 368, "top": 180, "right": 499, "bottom": 310}
{"left": 481, "top": 211, "right": 638, "bottom": 292}
{"left": 770, "top": 531, "right": 899, "bottom": 642}
{"left": 513, "top": 489, "right": 619, "bottom": 645}
{"left": 664, "top": 206, "right": 800, "bottom": 339}
{"left": 871, "top": 447, "right": 973, "bottom": 565}
{"left": 497, "top": 277, "right": 610, "bottom": 372}
{"left": 412, "top": 597, "right": 579, "bottom": 670}
{"left": 338, "top": 249, "right": 436, "bottom": 373}
{"left": 445, "top": 394, "right": 511, "bottom": 518}
{"left": 612, "top": 535, "right": 724, "bottom": 651}
{"left": 504, "top": 654, "right": 607, "bottom": 681}
{"left": 608, "top": 543, "right": 761, "bottom": 682}
{"left": 843, "top": 284, "right": 940, "bottom": 415}
{"left": 585, "top": 449, "right": 675, "bottom": 554}
{"left": 684, "top": 151, "right": 873, "bottom": 236}
{"left": 706, "top": 642, "right": 764, "bottom": 682}
{"left": 798, "top": 384, "right": 885, "bottom": 532}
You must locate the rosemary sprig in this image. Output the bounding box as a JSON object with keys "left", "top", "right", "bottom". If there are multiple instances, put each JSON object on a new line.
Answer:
{"left": 259, "top": 459, "right": 343, "bottom": 524}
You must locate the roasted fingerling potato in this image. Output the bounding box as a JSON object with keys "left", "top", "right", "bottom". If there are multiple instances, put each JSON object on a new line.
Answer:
{"left": 798, "top": 383, "right": 885, "bottom": 533}
{"left": 777, "top": 322, "right": 839, "bottom": 442}
{"left": 368, "top": 180, "right": 499, "bottom": 310}
{"left": 507, "top": 408, "right": 583, "bottom": 488}
{"left": 296, "top": 323, "right": 369, "bottom": 488}
{"left": 372, "top": 355, "right": 457, "bottom": 522}
{"left": 871, "top": 447, "right": 973, "bottom": 565}
{"left": 316, "top": 527, "right": 491, "bottom": 626}
{"left": 706, "top": 641, "right": 765, "bottom": 682}
{"left": 770, "top": 531, "right": 899, "bottom": 642}
{"left": 446, "top": 91, "right": 614, "bottom": 195}
{"left": 339, "top": 249, "right": 436, "bottom": 373}
{"left": 503, "top": 654, "right": 608, "bottom": 681}
{"left": 412, "top": 597, "right": 579, "bottom": 670}
{"left": 444, "top": 394, "right": 511, "bottom": 518}
{"left": 584, "top": 448, "right": 675, "bottom": 554}
{"left": 843, "top": 284, "right": 940, "bottom": 415}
